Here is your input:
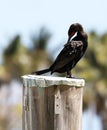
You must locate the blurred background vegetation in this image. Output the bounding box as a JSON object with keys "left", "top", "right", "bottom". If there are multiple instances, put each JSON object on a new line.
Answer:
{"left": 0, "top": 27, "right": 107, "bottom": 130}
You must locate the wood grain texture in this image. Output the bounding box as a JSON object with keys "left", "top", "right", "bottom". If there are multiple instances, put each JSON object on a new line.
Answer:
{"left": 28, "top": 87, "right": 54, "bottom": 130}
{"left": 22, "top": 82, "right": 30, "bottom": 130}
{"left": 54, "top": 86, "right": 83, "bottom": 130}
{"left": 22, "top": 75, "right": 84, "bottom": 130}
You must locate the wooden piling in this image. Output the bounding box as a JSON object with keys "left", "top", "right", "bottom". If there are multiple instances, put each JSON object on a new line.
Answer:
{"left": 22, "top": 75, "right": 85, "bottom": 130}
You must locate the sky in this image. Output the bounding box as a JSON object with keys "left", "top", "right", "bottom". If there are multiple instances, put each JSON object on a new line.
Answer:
{"left": 0, "top": 0, "right": 107, "bottom": 55}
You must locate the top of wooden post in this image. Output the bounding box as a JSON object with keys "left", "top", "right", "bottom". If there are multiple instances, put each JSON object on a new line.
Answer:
{"left": 22, "top": 75, "right": 85, "bottom": 88}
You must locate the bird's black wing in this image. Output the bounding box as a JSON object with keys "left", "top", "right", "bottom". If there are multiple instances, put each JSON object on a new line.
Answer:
{"left": 50, "top": 41, "right": 83, "bottom": 72}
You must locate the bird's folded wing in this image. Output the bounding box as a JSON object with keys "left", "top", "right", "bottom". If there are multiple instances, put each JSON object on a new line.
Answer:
{"left": 51, "top": 41, "right": 83, "bottom": 70}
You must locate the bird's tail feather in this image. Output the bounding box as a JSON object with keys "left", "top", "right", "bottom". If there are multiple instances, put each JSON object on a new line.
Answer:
{"left": 31, "top": 68, "right": 50, "bottom": 75}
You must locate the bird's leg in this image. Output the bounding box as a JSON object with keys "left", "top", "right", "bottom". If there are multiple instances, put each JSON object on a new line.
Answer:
{"left": 67, "top": 70, "right": 72, "bottom": 78}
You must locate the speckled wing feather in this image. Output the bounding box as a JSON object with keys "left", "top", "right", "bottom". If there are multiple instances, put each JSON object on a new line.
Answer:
{"left": 50, "top": 41, "right": 83, "bottom": 72}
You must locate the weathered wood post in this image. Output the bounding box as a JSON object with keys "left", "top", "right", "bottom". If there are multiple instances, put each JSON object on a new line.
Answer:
{"left": 22, "top": 75, "right": 85, "bottom": 130}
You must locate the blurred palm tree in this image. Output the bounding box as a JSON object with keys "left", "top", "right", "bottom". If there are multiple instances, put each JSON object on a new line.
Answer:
{"left": 3, "top": 35, "right": 29, "bottom": 80}
{"left": 32, "top": 27, "right": 51, "bottom": 50}
{"left": 4, "top": 35, "right": 20, "bottom": 56}
{"left": 30, "top": 27, "right": 53, "bottom": 72}
{"left": 3, "top": 28, "right": 53, "bottom": 81}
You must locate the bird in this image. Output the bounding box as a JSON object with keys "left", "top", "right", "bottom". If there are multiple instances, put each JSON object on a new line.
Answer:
{"left": 31, "top": 23, "right": 88, "bottom": 78}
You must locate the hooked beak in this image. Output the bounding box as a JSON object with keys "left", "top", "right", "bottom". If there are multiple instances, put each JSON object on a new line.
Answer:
{"left": 67, "top": 36, "right": 71, "bottom": 43}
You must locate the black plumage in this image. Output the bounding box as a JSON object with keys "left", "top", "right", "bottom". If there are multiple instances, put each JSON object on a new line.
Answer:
{"left": 32, "top": 23, "right": 88, "bottom": 77}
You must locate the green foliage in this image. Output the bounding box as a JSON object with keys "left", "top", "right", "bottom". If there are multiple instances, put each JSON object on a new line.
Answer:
{"left": 84, "top": 32, "right": 107, "bottom": 82}
{"left": 31, "top": 27, "right": 51, "bottom": 50}
{"left": 4, "top": 35, "right": 20, "bottom": 56}
{"left": 2, "top": 28, "right": 52, "bottom": 81}
{"left": 3, "top": 35, "right": 31, "bottom": 80}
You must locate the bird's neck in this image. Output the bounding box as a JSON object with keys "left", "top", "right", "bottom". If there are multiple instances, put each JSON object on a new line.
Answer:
{"left": 73, "top": 31, "right": 88, "bottom": 42}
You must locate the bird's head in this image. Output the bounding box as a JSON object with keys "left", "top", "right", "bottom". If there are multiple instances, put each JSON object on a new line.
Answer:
{"left": 67, "top": 23, "right": 84, "bottom": 43}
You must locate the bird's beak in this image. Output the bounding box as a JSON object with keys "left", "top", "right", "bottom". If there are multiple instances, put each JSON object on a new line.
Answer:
{"left": 67, "top": 37, "right": 71, "bottom": 43}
